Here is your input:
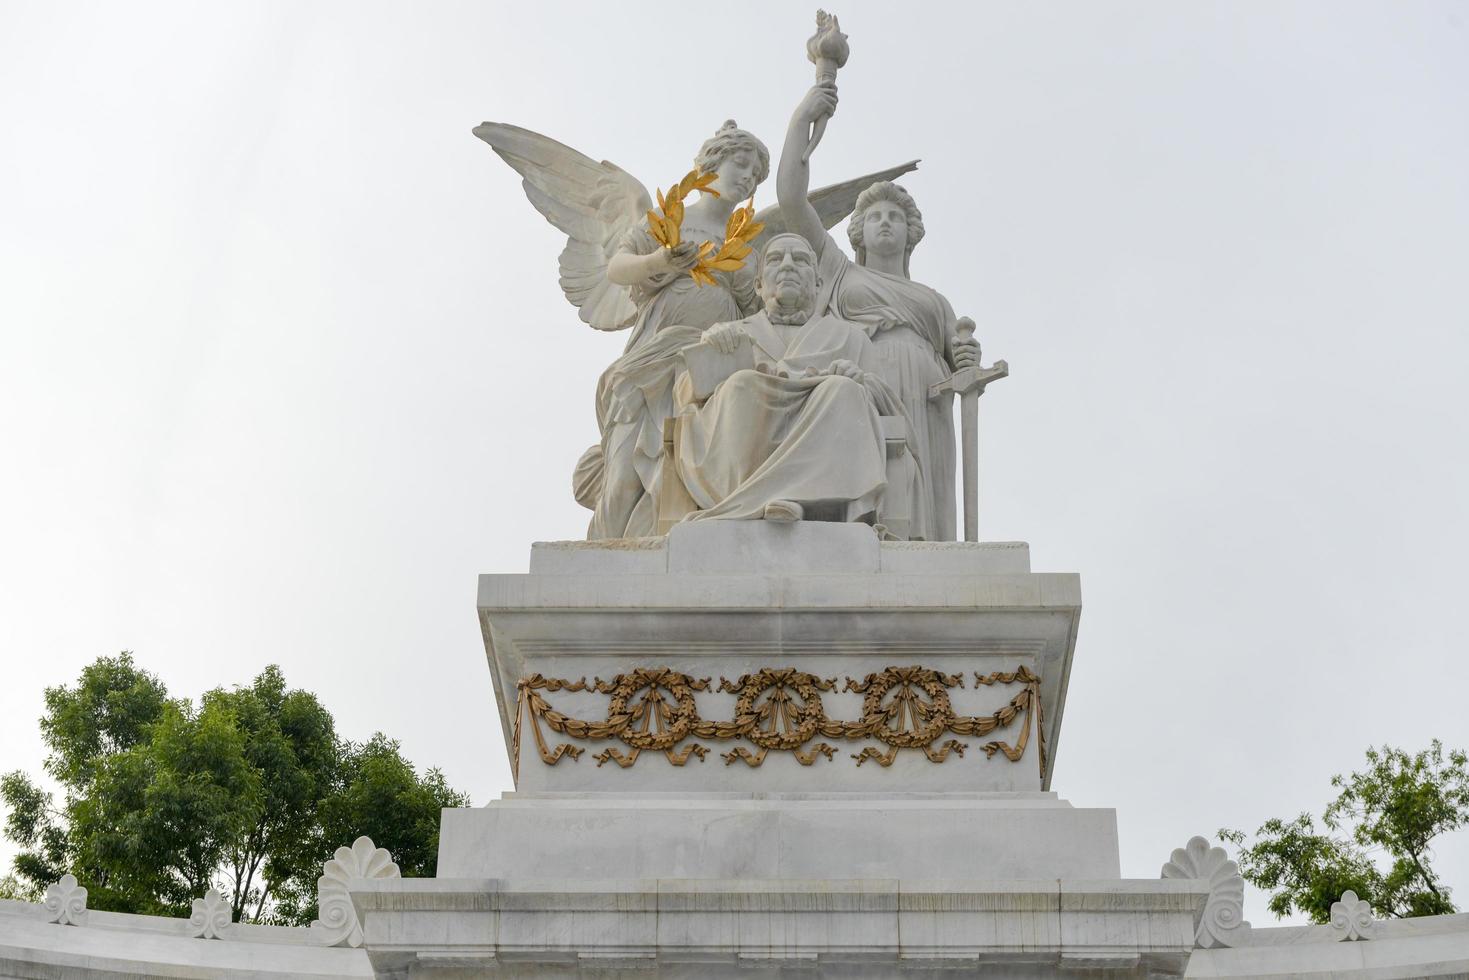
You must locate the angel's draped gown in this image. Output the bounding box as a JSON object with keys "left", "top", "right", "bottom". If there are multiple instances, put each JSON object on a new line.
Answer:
{"left": 589, "top": 224, "right": 760, "bottom": 539}
{"left": 812, "top": 231, "right": 958, "bottom": 542}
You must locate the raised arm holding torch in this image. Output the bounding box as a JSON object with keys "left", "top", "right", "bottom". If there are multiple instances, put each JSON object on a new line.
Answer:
{"left": 802, "top": 10, "right": 849, "bottom": 162}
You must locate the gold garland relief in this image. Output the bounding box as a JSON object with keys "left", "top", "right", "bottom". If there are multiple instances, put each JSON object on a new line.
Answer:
{"left": 512, "top": 665, "right": 1042, "bottom": 777}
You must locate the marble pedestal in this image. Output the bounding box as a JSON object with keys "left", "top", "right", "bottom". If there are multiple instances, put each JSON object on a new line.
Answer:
{"left": 352, "top": 523, "right": 1205, "bottom": 978}
{"left": 15, "top": 529, "right": 1469, "bottom": 976}
{"left": 483, "top": 523, "right": 1077, "bottom": 796}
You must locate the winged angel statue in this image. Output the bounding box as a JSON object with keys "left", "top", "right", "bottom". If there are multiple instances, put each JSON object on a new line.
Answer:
{"left": 474, "top": 119, "right": 916, "bottom": 539}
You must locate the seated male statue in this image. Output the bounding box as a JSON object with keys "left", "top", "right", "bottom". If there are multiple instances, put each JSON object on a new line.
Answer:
{"left": 672, "top": 232, "right": 920, "bottom": 525}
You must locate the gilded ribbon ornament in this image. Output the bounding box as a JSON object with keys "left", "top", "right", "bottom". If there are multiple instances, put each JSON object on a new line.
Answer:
{"left": 514, "top": 664, "right": 1042, "bottom": 772}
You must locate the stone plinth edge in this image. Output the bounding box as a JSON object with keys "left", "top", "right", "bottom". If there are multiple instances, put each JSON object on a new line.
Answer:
{"left": 436, "top": 795, "right": 1121, "bottom": 882}
{"left": 350, "top": 877, "right": 1208, "bottom": 978}
{"left": 528, "top": 524, "right": 1033, "bottom": 577}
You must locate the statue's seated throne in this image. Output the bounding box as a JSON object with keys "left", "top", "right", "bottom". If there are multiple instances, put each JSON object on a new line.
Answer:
{"left": 654, "top": 341, "right": 919, "bottom": 537}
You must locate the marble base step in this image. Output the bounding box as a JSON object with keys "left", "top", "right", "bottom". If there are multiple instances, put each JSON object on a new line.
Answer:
{"left": 438, "top": 793, "right": 1120, "bottom": 881}
{"left": 351, "top": 876, "right": 1208, "bottom": 979}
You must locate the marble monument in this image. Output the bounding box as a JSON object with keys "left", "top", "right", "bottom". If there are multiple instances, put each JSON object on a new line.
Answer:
{"left": 4, "top": 10, "right": 1468, "bottom": 980}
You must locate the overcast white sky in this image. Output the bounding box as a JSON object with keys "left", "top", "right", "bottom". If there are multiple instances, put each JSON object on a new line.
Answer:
{"left": 2, "top": 1, "right": 1468, "bottom": 925}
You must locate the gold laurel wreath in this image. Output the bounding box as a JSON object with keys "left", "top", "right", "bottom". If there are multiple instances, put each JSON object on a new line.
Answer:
{"left": 647, "top": 169, "right": 765, "bottom": 287}
{"left": 694, "top": 198, "right": 764, "bottom": 287}
{"left": 647, "top": 168, "right": 717, "bottom": 250}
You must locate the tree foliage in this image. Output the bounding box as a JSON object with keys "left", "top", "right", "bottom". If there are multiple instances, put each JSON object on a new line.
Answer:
{"left": 1221, "top": 741, "right": 1469, "bottom": 923}
{"left": 1, "top": 653, "right": 468, "bottom": 925}
{"left": 0, "top": 872, "right": 39, "bottom": 902}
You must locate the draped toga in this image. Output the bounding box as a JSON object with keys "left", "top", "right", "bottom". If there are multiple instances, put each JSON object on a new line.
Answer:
{"left": 811, "top": 231, "right": 958, "bottom": 541}
{"left": 674, "top": 311, "right": 909, "bottom": 525}
{"left": 590, "top": 225, "right": 759, "bottom": 538}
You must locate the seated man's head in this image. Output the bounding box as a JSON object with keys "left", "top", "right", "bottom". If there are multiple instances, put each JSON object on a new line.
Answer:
{"left": 759, "top": 233, "right": 820, "bottom": 324}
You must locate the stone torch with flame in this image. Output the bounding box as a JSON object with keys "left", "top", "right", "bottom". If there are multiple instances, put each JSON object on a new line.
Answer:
{"left": 802, "top": 10, "right": 849, "bottom": 162}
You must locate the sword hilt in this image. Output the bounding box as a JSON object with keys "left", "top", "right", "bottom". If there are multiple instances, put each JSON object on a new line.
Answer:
{"left": 929, "top": 359, "right": 1009, "bottom": 400}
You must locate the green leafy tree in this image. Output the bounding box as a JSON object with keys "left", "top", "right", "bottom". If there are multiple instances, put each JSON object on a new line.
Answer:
{"left": 1222, "top": 741, "right": 1469, "bottom": 923}
{"left": 72, "top": 699, "right": 263, "bottom": 916}
{"left": 2, "top": 654, "right": 468, "bottom": 925}
{"left": 2, "top": 652, "right": 170, "bottom": 907}
{"left": 272, "top": 734, "right": 469, "bottom": 924}
{"left": 0, "top": 872, "right": 39, "bottom": 902}
{"left": 325, "top": 734, "right": 469, "bottom": 877}
{"left": 1, "top": 770, "right": 67, "bottom": 898}
{"left": 204, "top": 667, "right": 340, "bottom": 923}
{"left": 39, "top": 652, "right": 171, "bottom": 789}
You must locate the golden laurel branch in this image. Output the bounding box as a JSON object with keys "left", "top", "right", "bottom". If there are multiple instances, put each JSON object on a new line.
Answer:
{"left": 691, "top": 198, "right": 764, "bottom": 287}
{"left": 646, "top": 169, "right": 764, "bottom": 287}
{"left": 647, "top": 168, "right": 718, "bottom": 251}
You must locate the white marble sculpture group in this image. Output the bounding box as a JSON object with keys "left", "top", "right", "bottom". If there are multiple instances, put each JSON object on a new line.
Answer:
{"left": 475, "top": 17, "right": 1005, "bottom": 542}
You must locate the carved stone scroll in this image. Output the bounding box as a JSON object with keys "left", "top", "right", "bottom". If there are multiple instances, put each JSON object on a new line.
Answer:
{"left": 1160, "top": 836, "right": 1253, "bottom": 949}
{"left": 312, "top": 836, "right": 400, "bottom": 948}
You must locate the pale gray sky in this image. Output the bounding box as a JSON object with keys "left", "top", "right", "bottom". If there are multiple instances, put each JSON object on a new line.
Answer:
{"left": 2, "top": 1, "right": 1467, "bottom": 924}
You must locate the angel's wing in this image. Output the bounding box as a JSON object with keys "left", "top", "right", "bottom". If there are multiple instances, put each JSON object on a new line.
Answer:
{"left": 473, "top": 122, "right": 652, "bottom": 331}
{"left": 750, "top": 160, "right": 921, "bottom": 254}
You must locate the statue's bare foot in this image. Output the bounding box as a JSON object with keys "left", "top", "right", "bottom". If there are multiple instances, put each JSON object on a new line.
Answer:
{"left": 763, "top": 500, "right": 804, "bottom": 522}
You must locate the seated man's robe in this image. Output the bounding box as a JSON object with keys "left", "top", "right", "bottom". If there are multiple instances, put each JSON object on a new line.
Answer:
{"left": 675, "top": 310, "right": 912, "bottom": 524}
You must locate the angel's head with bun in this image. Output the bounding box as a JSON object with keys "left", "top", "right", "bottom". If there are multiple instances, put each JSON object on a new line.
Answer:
{"left": 696, "top": 120, "right": 770, "bottom": 202}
